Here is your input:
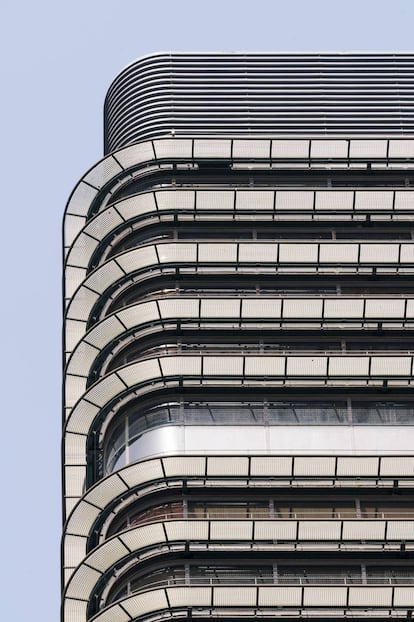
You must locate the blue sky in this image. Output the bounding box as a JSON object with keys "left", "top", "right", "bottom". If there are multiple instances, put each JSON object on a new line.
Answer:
{"left": 2, "top": 0, "right": 414, "bottom": 619}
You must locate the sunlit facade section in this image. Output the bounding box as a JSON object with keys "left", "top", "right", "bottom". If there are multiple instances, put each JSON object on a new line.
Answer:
{"left": 63, "top": 54, "right": 414, "bottom": 622}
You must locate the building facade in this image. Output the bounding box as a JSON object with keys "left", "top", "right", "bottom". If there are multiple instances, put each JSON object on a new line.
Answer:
{"left": 63, "top": 54, "right": 414, "bottom": 622}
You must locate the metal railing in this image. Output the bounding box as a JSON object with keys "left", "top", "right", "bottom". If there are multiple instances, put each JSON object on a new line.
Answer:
{"left": 124, "top": 508, "right": 414, "bottom": 529}
{"left": 118, "top": 574, "right": 414, "bottom": 597}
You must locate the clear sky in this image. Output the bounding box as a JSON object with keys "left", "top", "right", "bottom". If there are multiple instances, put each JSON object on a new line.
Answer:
{"left": 2, "top": 0, "right": 414, "bottom": 619}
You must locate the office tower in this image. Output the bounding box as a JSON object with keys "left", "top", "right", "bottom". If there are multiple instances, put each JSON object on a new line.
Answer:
{"left": 63, "top": 54, "right": 414, "bottom": 622}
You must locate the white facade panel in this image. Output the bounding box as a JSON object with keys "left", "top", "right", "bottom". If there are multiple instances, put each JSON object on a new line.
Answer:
{"left": 315, "top": 191, "right": 353, "bottom": 211}
{"left": 276, "top": 191, "right": 314, "bottom": 211}
{"left": 236, "top": 190, "right": 274, "bottom": 210}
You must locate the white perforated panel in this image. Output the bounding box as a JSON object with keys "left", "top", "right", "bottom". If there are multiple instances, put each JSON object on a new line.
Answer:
{"left": 242, "top": 299, "right": 282, "bottom": 318}
{"left": 283, "top": 299, "right": 323, "bottom": 318}
{"left": 119, "top": 458, "right": 164, "bottom": 487}
{"left": 250, "top": 456, "right": 292, "bottom": 476}
{"left": 115, "top": 192, "right": 157, "bottom": 220}
{"left": 400, "top": 244, "right": 414, "bottom": 263}
{"left": 387, "top": 521, "right": 414, "bottom": 540}
{"left": 244, "top": 356, "right": 285, "bottom": 377}
{"left": 85, "top": 261, "right": 125, "bottom": 294}
{"left": 115, "top": 142, "right": 155, "bottom": 168}
{"left": 87, "top": 537, "right": 129, "bottom": 572}
{"left": 294, "top": 457, "right": 335, "bottom": 476}
{"left": 365, "top": 299, "right": 405, "bottom": 318}
{"left": 315, "top": 191, "right": 353, "bottom": 211}
{"left": 167, "top": 586, "right": 211, "bottom": 607}
{"left": 65, "top": 564, "right": 101, "bottom": 599}
{"left": 395, "top": 191, "right": 414, "bottom": 211}
{"left": 324, "top": 298, "right": 364, "bottom": 318}
{"left": 67, "top": 341, "right": 98, "bottom": 378}
{"left": 254, "top": 521, "right": 296, "bottom": 540}
{"left": 84, "top": 374, "right": 126, "bottom": 407}
{"left": 116, "top": 245, "right": 158, "bottom": 272}
{"left": 84, "top": 156, "right": 122, "bottom": 188}
{"left": 350, "top": 140, "right": 387, "bottom": 158}
{"left": 201, "top": 298, "right": 240, "bottom": 318}
{"left": 355, "top": 191, "right": 393, "bottom": 211}
{"left": 286, "top": 357, "right": 327, "bottom": 376}
{"left": 67, "top": 182, "right": 98, "bottom": 217}
{"left": 197, "top": 190, "right": 234, "bottom": 211}
{"left": 233, "top": 140, "right": 270, "bottom": 159}
{"left": 65, "top": 501, "right": 101, "bottom": 537}
{"left": 393, "top": 587, "right": 414, "bottom": 607}
{"left": 63, "top": 535, "right": 87, "bottom": 570}
{"left": 210, "top": 520, "right": 253, "bottom": 540}
{"left": 63, "top": 599, "right": 88, "bottom": 622}
{"left": 165, "top": 520, "right": 209, "bottom": 541}
{"left": 121, "top": 589, "right": 169, "bottom": 617}
{"left": 277, "top": 192, "right": 314, "bottom": 212}
{"left": 66, "top": 400, "right": 99, "bottom": 434}
{"left": 158, "top": 298, "right": 198, "bottom": 319}
{"left": 66, "top": 235, "right": 99, "bottom": 269}
{"left": 64, "top": 214, "right": 87, "bottom": 253}
{"left": 203, "top": 356, "right": 243, "bottom": 376}
{"left": 360, "top": 243, "right": 399, "bottom": 263}
{"left": 207, "top": 456, "right": 249, "bottom": 476}
{"left": 348, "top": 586, "right": 392, "bottom": 607}
{"left": 279, "top": 243, "right": 318, "bottom": 263}
{"left": 258, "top": 586, "right": 302, "bottom": 606}
{"left": 64, "top": 466, "right": 86, "bottom": 498}
{"left": 337, "top": 457, "right": 379, "bottom": 476}
{"left": 239, "top": 243, "right": 278, "bottom": 263}
{"left": 381, "top": 457, "right": 414, "bottom": 476}
{"left": 328, "top": 357, "right": 369, "bottom": 377}
{"left": 303, "top": 586, "right": 347, "bottom": 607}
{"left": 156, "top": 190, "right": 195, "bottom": 211}
{"left": 342, "top": 521, "right": 385, "bottom": 540}
{"left": 298, "top": 521, "right": 341, "bottom": 540}
{"left": 389, "top": 140, "right": 414, "bottom": 158}
{"left": 198, "top": 243, "right": 236, "bottom": 262}
{"left": 213, "top": 586, "right": 256, "bottom": 606}
{"left": 194, "top": 140, "right": 231, "bottom": 159}
{"left": 163, "top": 456, "right": 206, "bottom": 477}
{"left": 319, "top": 243, "right": 358, "bottom": 263}
{"left": 120, "top": 522, "right": 165, "bottom": 550}
{"left": 160, "top": 356, "right": 202, "bottom": 377}
{"left": 310, "top": 140, "right": 348, "bottom": 158}
{"left": 83, "top": 314, "right": 125, "bottom": 348}
{"left": 272, "top": 140, "right": 309, "bottom": 159}
{"left": 85, "top": 475, "right": 129, "bottom": 508}
{"left": 64, "top": 433, "right": 87, "bottom": 464}
{"left": 116, "top": 359, "right": 161, "bottom": 386}
{"left": 371, "top": 356, "right": 411, "bottom": 376}
{"left": 118, "top": 301, "right": 159, "bottom": 328}
{"left": 153, "top": 139, "right": 193, "bottom": 160}
{"left": 236, "top": 190, "right": 274, "bottom": 211}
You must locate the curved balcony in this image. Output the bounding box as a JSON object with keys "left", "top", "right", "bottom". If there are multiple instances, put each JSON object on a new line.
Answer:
{"left": 106, "top": 502, "right": 414, "bottom": 535}
{"left": 64, "top": 294, "right": 414, "bottom": 385}
{"left": 65, "top": 187, "right": 414, "bottom": 282}
{"left": 64, "top": 352, "right": 414, "bottom": 418}
{"left": 64, "top": 137, "right": 414, "bottom": 257}
{"left": 63, "top": 517, "right": 414, "bottom": 620}
{"left": 66, "top": 583, "right": 414, "bottom": 622}
{"left": 64, "top": 240, "right": 414, "bottom": 320}
{"left": 62, "top": 454, "right": 414, "bottom": 584}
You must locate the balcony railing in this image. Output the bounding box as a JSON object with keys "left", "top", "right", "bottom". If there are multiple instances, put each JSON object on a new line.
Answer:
{"left": 121, "top": 508, "right": 414, "bottom": 529}
{"left": 108, "top": 574, "right": 414, "bottom": 605}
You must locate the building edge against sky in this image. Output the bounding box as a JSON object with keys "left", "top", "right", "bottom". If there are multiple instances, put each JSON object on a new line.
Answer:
{"left": 63, "top": 53, "right": 414, "bottom": 621}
